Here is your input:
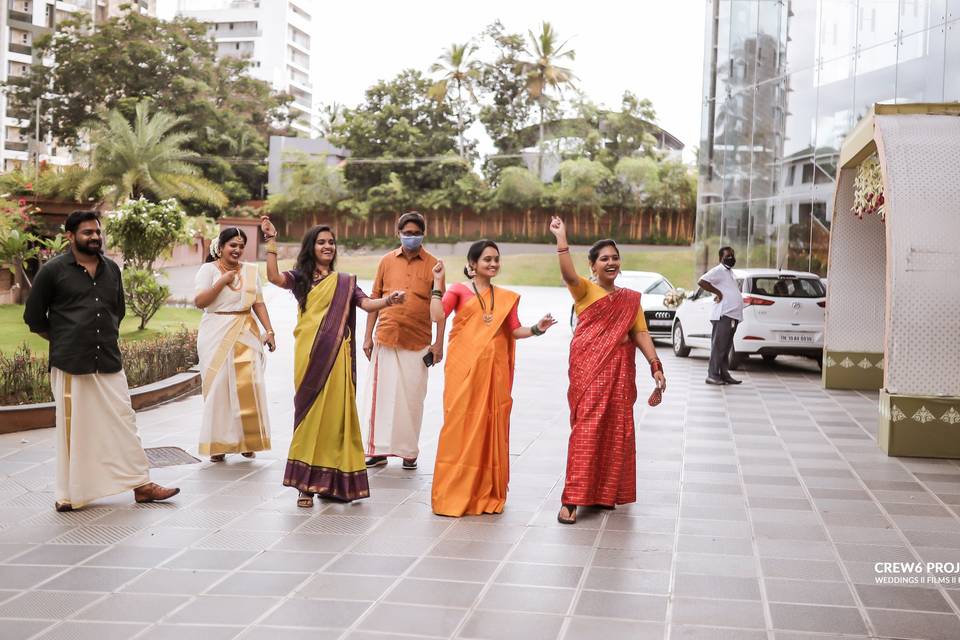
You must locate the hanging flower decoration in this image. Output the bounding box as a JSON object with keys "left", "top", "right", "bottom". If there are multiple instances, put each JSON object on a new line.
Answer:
{"left": 852, "top": 155, "right": 885, "bottom": 221}
{"left": 663, "top": 288, "right": 686, "bottom": 309}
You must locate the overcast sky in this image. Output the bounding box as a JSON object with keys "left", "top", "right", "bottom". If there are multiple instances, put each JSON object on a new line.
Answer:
{"left": 158, "top": 0, "right": 706, "bottom": 162}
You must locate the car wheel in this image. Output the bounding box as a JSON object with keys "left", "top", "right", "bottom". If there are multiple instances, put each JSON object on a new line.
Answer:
{"left": 672, "top": 322, "right": 691, "bottom": 358}
{"left": 761, "top": 353, "right": 777, "bottom": 363}
{"left": 728, "top": 347, "right": 746, "bottom": 370}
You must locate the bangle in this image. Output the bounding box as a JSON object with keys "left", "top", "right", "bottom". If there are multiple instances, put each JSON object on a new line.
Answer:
{"left": 431, "top": 290, "right": 443, "bottom": 299}
{"left": 530, "top": 324, "right": 544, "bottom": 336}
{"left": 266, "top": 330, "right": 275, "bottom": 336}
{"left": 650, "top": 358, "right": 663, "bottom": 375}
{"left": 264, "top": 234, "right": 276, "bottom": 240}
{"left": 557, "top": 246, "right": 569, "bottom": 254}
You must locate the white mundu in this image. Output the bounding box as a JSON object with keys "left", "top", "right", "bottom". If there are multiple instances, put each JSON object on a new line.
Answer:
{"left": 51, "top": 368, "right": 151, "bottom": 507}
{"left": 195, "top": 261, "right": 271, "bottom": 456}
{"left": 360, "top": 343, "right": 430, "bottom": 459}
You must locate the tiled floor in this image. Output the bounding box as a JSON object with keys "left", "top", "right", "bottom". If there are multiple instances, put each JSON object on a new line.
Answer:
{"left": 3, "top": 284, "right": 960, "bottom": 639}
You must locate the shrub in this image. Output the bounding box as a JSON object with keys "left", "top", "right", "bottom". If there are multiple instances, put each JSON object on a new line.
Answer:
{"left": 0, "top": 327, "right": 199, "bottom": 405}
{"left": 123, "top": 269, "right": 170, "bottom": 330}
{"left": 106, "top": 197, "right": 187, "bottom": 269}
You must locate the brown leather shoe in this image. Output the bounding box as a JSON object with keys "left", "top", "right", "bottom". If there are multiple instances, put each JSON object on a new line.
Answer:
{"left": 54, "top": 501, "right": 73, "bottom": 512}
{"left": 134, "top": 482, "right": 180, "bottom": 504}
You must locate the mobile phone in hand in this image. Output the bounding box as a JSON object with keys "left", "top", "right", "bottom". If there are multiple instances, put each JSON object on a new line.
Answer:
{"left": 422, "top": 351, "right": 435, "bottom": 367}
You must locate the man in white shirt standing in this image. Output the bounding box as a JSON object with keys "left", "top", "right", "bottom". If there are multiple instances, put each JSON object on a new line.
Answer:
{"left": 696, "top": 246, "right": 744, "bottom": 385}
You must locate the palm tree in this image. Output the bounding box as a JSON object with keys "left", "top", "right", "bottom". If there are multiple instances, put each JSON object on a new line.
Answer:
{"left": 520, "top": 22, "right": 576, "bottom": 179}
{"left": 78, "top": 101, "right": 227, "bottom": 208}
{"left": 428, "top": 42, "right": 482, "bottom": 158}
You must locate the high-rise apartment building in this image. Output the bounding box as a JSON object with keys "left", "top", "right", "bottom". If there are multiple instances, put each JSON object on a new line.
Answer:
{"left": 696, "top": 0, "right": 960, "bottom": 277}
{"left": 0, "top": 0, "right": 156, "bottom": 171}
{"left": 176, "top": 0, "right": 316, "bottom": 137}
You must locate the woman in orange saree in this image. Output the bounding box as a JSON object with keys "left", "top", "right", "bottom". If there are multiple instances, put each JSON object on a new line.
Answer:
{"left": 429, "top": 241, "right": 557, "bottom": 517}
{"left": 549, "top": 218, "right": 667, "bottom": 524}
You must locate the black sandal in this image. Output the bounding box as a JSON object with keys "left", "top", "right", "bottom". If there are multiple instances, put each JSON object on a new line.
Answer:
{"left": 557, "top": 504, "right": 577, "bottom": 525}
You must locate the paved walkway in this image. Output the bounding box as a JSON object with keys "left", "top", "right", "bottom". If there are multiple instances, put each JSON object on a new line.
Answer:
{"left": 2, "top": 285, "right": 960, "bottom": 640}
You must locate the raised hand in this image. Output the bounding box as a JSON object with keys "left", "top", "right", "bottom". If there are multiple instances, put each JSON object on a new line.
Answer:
{"left": 260, "top": 216, "right": 277, "bottom": 238}
{"left": 537, "top": 313, "right": 558, "bottom": 333}
{"left": 549, "top": 216, "right": 566, "bottom": 240}
{"left": 432, "top": 260, "right": 445, "bottom": 283}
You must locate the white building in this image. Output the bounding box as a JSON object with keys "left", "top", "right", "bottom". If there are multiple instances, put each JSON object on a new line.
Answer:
{"left": 0, "top": 0, "right": 156, "bottom": 172}
{"left": 176, "top": 0, "right": 316, "bottom": 137}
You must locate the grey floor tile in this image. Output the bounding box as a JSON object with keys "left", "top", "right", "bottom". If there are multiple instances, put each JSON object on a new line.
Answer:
{"left": 324, "top": 553, "right": 414, "bottom": 576}
{"left": 508, "top": 542, "right": 593, "bottom": 566}
{"left": 359, "top": 602, "right": 466, "bottom": 637}
{"left": 674, "top": 552, "right": 759, "bottom": 578}
{"left": 671, "top": 597, "right": 766, "bottom": 629}
{"left": 0, "top": 620, "right": 54, "bottom": 640}
{"left": 565, "top": 617, "right": 663, "bottom": 640}
{"left": 167, "top": 595, "right": 279, "bottom": 625}
{"left": 478, "top": 584, "right": 574, "bottom": 614}
{"left": 428, "top": 539, "right": 513, "bottom": 561}
{"left": 583, "top": 567, "right": 670, "bottom": 594}
{"left": 261, "top": 598, "right": 370, "bottom": 629}
{"left": 39, "top": 566, "right": 143, "bottom": 592}
{"left": 9, "top": 544, "right": 105, "bottom": 566}
{"left": 82, "top": 546, "right": 180, "bottom": 568}
{"left": 247, "top": 629, "right": 336, "bottom": 640}
{"left": 495, "top": 563, "right": 583, "bottom": 588}
{"left": 869, "top": 609, "right": 960, "bottom": 640}
{"left": 0, "top": 564, "right": 65, "bottom": 589}
{"left": 271, "top": 533, "right": 354, "bottom": 553}
{"left": 574, "top": 590, "right": 667, "bottom": 622}
{"left": 137, "top": 625, "right": 243, "bottom": 640}
{"left": 163, "top": 549, "right": 256, "bottom": 571}
{"left": 410, "top": 556, "right": 499, "bottom": 582}
{"left": 670, "top": 625, "right": 767, "bottom": 640}
{"left": 121, "top": 568, "right": 227, "bottom": 594}
{"left": 855, "top": 583, "right": 953, "bottom": 612}
{"left": 765, "top": 578, "right": 856, "bottom": 606}
{"left": 242, "top": 550, "right": 335, "bottom": 572}
{"left": 384, "top": 578, "right": 482, "bottom": 608}
{"left": 295, "top": 572, "right": 391, "bottom": 601}
{"left": 760, "top": 557, "right": 845, "bottom": 582}
{"left": 769, "top": 603, "right": 868, "bottom": 635}
{"left": 75, "top": 593, "right": 189, "bottom": 622}
{"left": 673, "top": 573, "right": 761, "bottom": 600}
{"left": 0, "top": 591, "right": 100, "bottom": 619}
{"left": 676, "top": 534, "right": 754, "bottom": 556}
{"left": 208, "top": 571, "right": 308, "bottom": 596}
{"left": 34, "top": 622, "right": 147, "bottom": 640}
{"left": 591, "top": 548, "right": 673, "bottom": 572}
{"left": 459, "top": 609, "right": 563, "bottom": 640}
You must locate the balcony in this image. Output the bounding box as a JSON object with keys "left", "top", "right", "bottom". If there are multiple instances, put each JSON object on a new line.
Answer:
{"left": 9, "top": 43, "right": 32, "bottom": 55}
{"left": 9, "top": 9, "right": 32, "bottom": 23}
{"left": 4, "top": 141, "right": 29, "bottom": 152}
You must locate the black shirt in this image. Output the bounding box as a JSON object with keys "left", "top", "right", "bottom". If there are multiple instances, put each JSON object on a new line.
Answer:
{"left": 23, "top": 251, "right": 125, "bottom": 375}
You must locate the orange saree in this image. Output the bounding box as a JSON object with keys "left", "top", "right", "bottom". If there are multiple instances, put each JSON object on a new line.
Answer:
{"left": 431, "top": 285, "right": 520, "bottom": 517}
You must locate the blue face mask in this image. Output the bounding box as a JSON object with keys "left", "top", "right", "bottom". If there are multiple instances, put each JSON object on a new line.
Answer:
{"left": 400, "top": 235, "right": 424, "bottom": 251}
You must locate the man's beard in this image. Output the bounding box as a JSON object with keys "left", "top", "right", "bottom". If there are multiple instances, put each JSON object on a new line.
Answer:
{"left": 75, "top": 240, "right": 102, "bottom": 256}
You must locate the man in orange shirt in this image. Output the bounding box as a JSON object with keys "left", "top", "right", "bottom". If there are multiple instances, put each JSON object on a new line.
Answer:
{"left": 360, "top": 212, "right": 444, "bottom": 470}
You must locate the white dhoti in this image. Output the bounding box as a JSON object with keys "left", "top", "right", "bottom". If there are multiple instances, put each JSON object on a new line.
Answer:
{"left": 51, "top": 367, "right": 151, "bottom": 508}
{"left": 360, "top": 344, "right": 429, "bottom": 459}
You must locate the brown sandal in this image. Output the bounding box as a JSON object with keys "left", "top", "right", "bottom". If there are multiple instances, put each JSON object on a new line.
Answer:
{"left": 210, "top": 454, "right": 226, "bottom": 462}
{"left": 557, "top": 504, "right": 577, "bottom": 525}
{"left": 297, "top": 492, "right": 314, "bottom": 508}
{"left": 54, "top": 502, "right": 73, "bottom": 512}
{"left": 241, "top": 452, "right": 256, "bottom": 459}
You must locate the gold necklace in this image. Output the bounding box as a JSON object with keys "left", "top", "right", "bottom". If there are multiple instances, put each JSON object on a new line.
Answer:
{"left": 216, "top": 260, "right": 242, "bottom": 291}
{"left": 472, "top": 282, "right": 495, "bottom": 324}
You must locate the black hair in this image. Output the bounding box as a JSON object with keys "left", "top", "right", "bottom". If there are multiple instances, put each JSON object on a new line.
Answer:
{"left": 205, "top": 227, "right": 248, "bottom": 263}
{"left": 397, "top": 211, "right": 426, "bottom": 233}
{"left": 65, "top": 211, "right": 100, "bottom": 234}
{"left": 464, "top": 239, "right": 499, "bottom": 278}
{"left": 292, "top": 225, "right": 337, "bottom": 312}
{"left": 719, "top": 245, "right": 734, "bottom": 259}
{"left": 588, "top": 239, "right": 619, "bottom": 264}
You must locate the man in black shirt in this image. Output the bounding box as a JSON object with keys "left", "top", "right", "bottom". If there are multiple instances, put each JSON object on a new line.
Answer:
{"left": 24, "top": 211, "right": 179, "bottom": 512}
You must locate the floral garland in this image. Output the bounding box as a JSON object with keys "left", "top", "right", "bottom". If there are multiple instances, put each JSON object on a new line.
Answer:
{"left": 852, "top": 155, "right": 885, "bottom": 221}
{"left": 663, "top": 288, "right": 686, "bottom": 309}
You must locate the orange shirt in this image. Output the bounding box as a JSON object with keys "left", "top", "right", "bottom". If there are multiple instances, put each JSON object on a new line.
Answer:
{"left": 372, "top": 247, "right": 438, "bottom": 350}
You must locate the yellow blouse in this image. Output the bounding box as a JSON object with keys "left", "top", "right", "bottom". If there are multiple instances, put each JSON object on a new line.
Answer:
{"left": 567, "top": 276, "right": 647, "bottom": 334}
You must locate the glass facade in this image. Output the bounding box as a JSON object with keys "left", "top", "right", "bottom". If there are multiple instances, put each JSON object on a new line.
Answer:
{"left": 696, "top": 0, "right": 960, "bottom": 276}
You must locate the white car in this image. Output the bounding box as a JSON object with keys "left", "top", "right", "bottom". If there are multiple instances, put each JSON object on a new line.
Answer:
{"left": 569, "top": 271, "right": 677, "bottom": 340}
{"left": 671, "top": 268, "right": 826, "bottom": 369}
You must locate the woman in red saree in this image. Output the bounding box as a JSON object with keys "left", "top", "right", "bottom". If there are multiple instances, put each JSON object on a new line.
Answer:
{"left": 428, "top": 241, "right": 557, "bottom": 517}
{"left": 549, "top": 217, "right": 667, "bottom": 524}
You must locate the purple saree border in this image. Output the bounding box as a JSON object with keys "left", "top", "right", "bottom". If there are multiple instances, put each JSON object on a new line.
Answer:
{"left": 283, "top": 459, "right": 370, "bottom": 502}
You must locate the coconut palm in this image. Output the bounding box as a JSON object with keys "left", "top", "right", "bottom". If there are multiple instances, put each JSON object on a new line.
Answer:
{"left": 428, "top": 42, "right": 482, "bottom": 158}
{"left": 520, "top": 22, "right": 577, "bottom": 179}
{"left": 78, "top": 101, "right": 227, "bottom": 208}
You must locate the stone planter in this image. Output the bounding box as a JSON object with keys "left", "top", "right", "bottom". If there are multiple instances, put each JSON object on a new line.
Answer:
{"left": 0, "top": 366, "right": 200, "bottom": 435}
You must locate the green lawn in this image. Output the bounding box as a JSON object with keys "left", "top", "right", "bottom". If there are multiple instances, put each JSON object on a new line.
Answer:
{"left": 271, "top": 246, "right": 696, "bottom": 291}
{"left": 0, "top": 305, "right": 202, "bottom": 354}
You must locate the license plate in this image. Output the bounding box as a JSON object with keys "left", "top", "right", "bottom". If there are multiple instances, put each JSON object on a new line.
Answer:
{"left": 649, "top": 320, "right": 672, "bottom": 327}
{"left": 778, "top": 333, "right": 813, "bottom": 343}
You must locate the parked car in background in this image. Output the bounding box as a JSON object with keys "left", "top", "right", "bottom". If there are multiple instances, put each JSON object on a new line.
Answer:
{"left": 671, "top": 268, "right": 826, "bottom": 369}
{"left": 569, "top": 271, "right": 677, "bottom": 341}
